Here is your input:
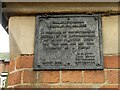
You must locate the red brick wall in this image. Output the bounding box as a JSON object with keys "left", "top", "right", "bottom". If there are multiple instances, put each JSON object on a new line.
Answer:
{"left": 7, "top": 55, "right": 119, "bottom": 89}
{"left": 0, "top": 61, "right": 9, "bottom": 73}
{"left": 0, "top": 61, "right": 3, "bottom": 73}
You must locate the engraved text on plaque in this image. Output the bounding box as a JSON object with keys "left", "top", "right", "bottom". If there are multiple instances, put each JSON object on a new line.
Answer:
{"left": 34, "top": 14, "right": 103, "bottom": 70}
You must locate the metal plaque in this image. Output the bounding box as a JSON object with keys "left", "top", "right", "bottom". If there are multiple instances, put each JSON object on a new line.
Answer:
{"left": 34, "top": 14, "right": 103, "bottom": 70}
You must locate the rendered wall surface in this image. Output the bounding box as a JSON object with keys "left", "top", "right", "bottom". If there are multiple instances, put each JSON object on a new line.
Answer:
{"left": 9, "top": 16, "right": 119, "bottom": 58}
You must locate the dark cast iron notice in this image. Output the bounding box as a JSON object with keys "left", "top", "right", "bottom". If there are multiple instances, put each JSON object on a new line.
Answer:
{"left": 34, "top": 14, "right": 103, "bottom": 70}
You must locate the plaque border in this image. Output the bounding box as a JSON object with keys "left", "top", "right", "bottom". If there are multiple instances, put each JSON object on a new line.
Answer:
{"left": 33, "top": 14, "right": 104, "bottom": 70}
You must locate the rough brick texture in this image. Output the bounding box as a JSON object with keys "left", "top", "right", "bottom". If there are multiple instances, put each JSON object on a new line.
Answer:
{"left": 38, "top": 71, "right": 60, "bottom": 83}
{"left": 104, "top": 56, "right": 119, "bottom": 68}
{"left": 8, "top": 71, "right": 21, "bottom": 85}
{"left": 62, "top": 71, "right": 82, "bottom": 83}
{"left": 84, "top": 70, "right": 105, "bottom": 83}
{"left": 16, "top": 55, "right": 33, "bottom": 69}
{"left": 9, "top": 59, "right": 15, "bottom": 72}
{"left": 4, "top": 63, "right": 9, "bottom": 72}
{"left": 7, "top": 55, "right": 119, "bottom": 89}
{"left": 0, "top": 62, "right": 3, "bottom": 73}
{"left": 106, "top": 70, "right": 119, "bottom": 84}
{"left": 23, "top": 70, "right": 37, "bottom": 83}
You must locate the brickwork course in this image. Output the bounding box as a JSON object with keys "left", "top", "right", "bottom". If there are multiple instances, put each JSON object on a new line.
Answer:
{"left": 7, "top": 55, "right": 119, "bottom": 89}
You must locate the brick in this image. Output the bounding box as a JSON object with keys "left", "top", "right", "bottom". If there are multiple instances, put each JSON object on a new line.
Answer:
{"left": 39, "top": 71, "right": 59, "bottom": 83}
{"left": 0, "top": 61, "right": 3, "bottom": 73}
{"left": 104, "top": 56, "right": 119, "bottom": 68}
{"left": 62, "top": 71, "right": 82, "bottom": 83}
{"left": 106, "top": 70, "right": 119, "bottom": 84}
{"left": 84, "top": 70, "right": 93, "bottom": 83}
{"left": 9, "top": 59, "right": 15, "bottom": 72}
{"left": 16, "top": 55, "right": 33, "bottom": 69}
{"left": 8, "top": 71, "right": 21, "bottom": 85}
{"left": 4, "top": 63, "right": 9, "bottom": 72}
{"left": 84, "top": 70, "right": 105, "bottom": 83}
{"left": 23, "top": 70, "right": 37, "bottom": 83}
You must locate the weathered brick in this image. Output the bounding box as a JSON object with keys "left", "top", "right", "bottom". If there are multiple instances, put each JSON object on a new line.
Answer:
{"left": 23, "top": 70, "right": 37, "bottom": 83}
{"left": 16, "top": 55, "right": 33, "bottom": 69}
{"left": 38, "top": 71, "right": 59, "bottom": 83}
{"left": 84, "top": 70, "right": 105, "bottom": 83}
{"left": 8, "top": 71, "right": 21, "bottom": 85}
{"left": 106, "top": 70, "right": 119, "bottom": 84}
{"left": 62, "top": 71, "right": 82, "bottom": 83}
{"left": 104, "top": 56, "right": 119, "bottom": 68}
{"left": 4, "top": 63, "right": 9, "bottom": 72}
{"left": 0, "top": 61, "right": 3, "bottom": 73}
{"left": 9, "top": 59, "right": 15, "bottom": 72}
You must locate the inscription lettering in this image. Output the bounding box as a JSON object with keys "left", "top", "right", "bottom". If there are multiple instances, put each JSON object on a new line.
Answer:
{"left": 34, "top": 15, "right": 103, "bottom": 70}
